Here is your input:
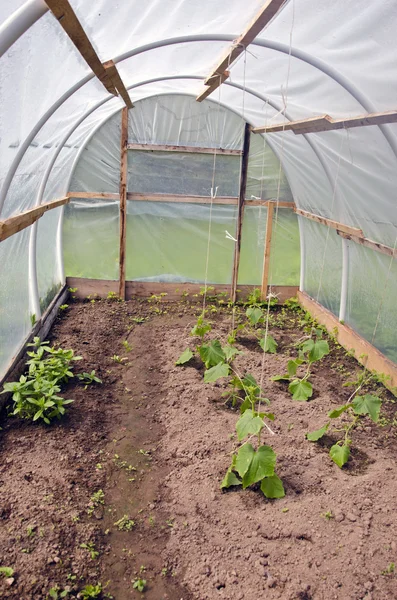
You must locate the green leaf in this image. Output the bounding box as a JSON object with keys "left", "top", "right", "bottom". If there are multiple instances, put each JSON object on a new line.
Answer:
{"left": 198, "top": 340, "right": 225, "bottom": 368}
{"left": 190, "top": 316, "right": 212, "bottom": 338}
{"left": 301, "top": 339, "right": 314, "bottom": 354}
{"left": 352, "top": 394, "right": 382, "bottom": 422}
{"left": 222, "top": 345, "right": 243, "bottom": 362}
{"left": 308, "top": 340, "right": 329, "bottom": 363}
{"left": 236, "top": 409, "right": 264, "bottom": 441}
{"left": 242, "top": 445, "right": 276, "bottom": 488}
{"left": 287, "top": 358, "right": 303, "bottom": 377}
{"left": 260, "top": 474, "right": 285, "bottom": 499}
{"left": 306, "top": 422, "right": 329, "bottom": 441}
{"left": 220, "top": 468, "right": 242, "bottom": 489}
{"left": 203, "top": 362, "right": 230, "bottom": 383}
{"left": 330, "top": 443, "right": 350, "bottom": 468}
{"left": 246, "top": 307, "right": 263, "bottom": 325}
{"left": 235, "top": 443, "right": 255, "bottom": 478}
{"left": 288, "top": 379, "right": 313, "bottom": 401}
{"left": 271, "top": 374, "right": 289, "bottom": 382}
{"left": 259, "top": 412, "right": 275, "bottom": 421}
{"left": 259, "top": 334, "right": 278, "bottom": 354}
{"left": 175, "top": 348, "right": 194, "bottom": 366}
{"left": 239, "top": 396, "right": 252, "bottom": 414}
{"left": 328, "top": 403, "right": 352, "bottom": 418}
{"left": 0, "top": 567, "right": 14, "bottom": 577}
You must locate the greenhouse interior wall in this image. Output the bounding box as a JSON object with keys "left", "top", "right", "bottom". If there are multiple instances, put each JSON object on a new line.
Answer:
{"left": 1, "top": 0, "right": 397, "bottom": 387}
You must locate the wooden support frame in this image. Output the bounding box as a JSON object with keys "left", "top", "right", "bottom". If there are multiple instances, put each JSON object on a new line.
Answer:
{"left": 45, "top": 0, "right": 132, "bottom": 108}
{"left": 126, "top": 142, "right": 241, "bottom": 155}
{"left": 298, "top": 291, "right": 397, "bottom": 396}
{"left": 337, "top": 230, "right": 397, "bottom": 259}
{"left": 260, "top": 201, "right": 275, "bottom": 300}
{"left": 0, "top": 197, "right": 70, "bottom": 242}
{"left": 196, "top": 0, "right": 287, "bottom": 101}
{"left": 252, "top": 109, "right": 397, "bottom": 135}
{"left": 231, "top": 122, "right": 251, "bottom": 302}
{"left": 294, "top": 208, "right": 363, "bottom": 237}
{"left": 118, "top": 107, "right": 128, "bottom": 299}
{"left": 66, "top": 277, "right": 298, "bottom": 304}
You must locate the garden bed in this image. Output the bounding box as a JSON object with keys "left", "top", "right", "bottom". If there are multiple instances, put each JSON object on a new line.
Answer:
{"left": 0, "top": 295, "right": 396, "bottom": 600}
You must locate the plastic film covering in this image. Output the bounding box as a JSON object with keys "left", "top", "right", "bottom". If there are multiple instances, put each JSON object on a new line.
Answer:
{"left": 245, "top": 133, "right": 293, "bottom": 202}
{"left": 239, "top": 206, "right": 300, "bottom": 286}
{"left": 346, "top": 244, "right": 397, "bottom": 364}
{"left": 63, "top": 199, "right": 119, "bottom": 280}
{"left": 300, "top": 218, "right": 342, "bottom": 317}
{"left": 125, "top": 202, "right": 237, "bottom": 284}
{"left": 0, "top": 229, "right": 31, "bottom": 376}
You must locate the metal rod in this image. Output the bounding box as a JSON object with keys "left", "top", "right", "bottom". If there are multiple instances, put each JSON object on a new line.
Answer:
{"left": 0, "top": 0, "right": 48, "bottom": 59}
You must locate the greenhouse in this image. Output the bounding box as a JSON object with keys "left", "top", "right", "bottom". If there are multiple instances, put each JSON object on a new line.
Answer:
{"left": 0, "top": 0, "right": 396, "bottom": 598}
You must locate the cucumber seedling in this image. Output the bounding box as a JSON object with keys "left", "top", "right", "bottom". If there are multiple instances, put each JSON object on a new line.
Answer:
{"left": 271, "top": 337, "right": 330, "bottom": 401}
{"left": 306, "top": 393, "right": 382, "bottom": 467}
{"left": 221, "top": 377, "right": 284, "bottom": 499}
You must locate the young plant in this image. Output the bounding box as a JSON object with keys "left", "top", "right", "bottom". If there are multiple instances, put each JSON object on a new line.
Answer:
{"left": 111, "top": 355, "right": 127, "bottom": 364}
{"left": 0, "top": 567, "right": 14, "bottom": 578}
{"left": 271, "top": 337, "right": 329, "bottom": 401}
{"left": 306, "top": 394, "right": 382, "bottom": 467}
{"left": 190, "top": 313, "right": 212, "bottom": 340}
{"left": 48, "top": 586, "right": 69, "bottom": 599}
{"left": 132, "top": 578, "right": 147, "bottom": 592}
{"left": 221, "top": 379, "right": 284, "bottom": 499}
{"left": 77, "top": 371, "right": 102, "bottom": 386}
{"left": 80, "top": 542, "right": 99, "bottom": 559}
{"left": 80, "top": 584, "right": 102, "bottom": 599}
{"left": 114, "top": 515, "right": 135, "bottom": 531}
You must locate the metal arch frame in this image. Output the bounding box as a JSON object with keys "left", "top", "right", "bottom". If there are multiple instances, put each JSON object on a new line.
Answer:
{"left": 0, "top": 0, "right": 48, "bottom": 59}
{"left": 28, "top": 75, "right": 337, "bottom": 317}
{"left": 2, "top": 33, "right": 397, "bottom": 217}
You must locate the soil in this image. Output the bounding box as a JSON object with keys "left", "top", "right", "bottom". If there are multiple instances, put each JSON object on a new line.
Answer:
{"left": 0, "top": 296, "right": 397, "bottom": 600}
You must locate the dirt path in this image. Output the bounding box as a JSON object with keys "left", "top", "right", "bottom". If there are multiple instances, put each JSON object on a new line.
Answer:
{"left": 0, "top": 298, "right": 396, "bottom": 600}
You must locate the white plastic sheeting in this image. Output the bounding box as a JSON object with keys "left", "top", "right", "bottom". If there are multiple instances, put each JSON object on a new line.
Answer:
{"left": 0, "top": 0, "right": 397, "bottom": 375}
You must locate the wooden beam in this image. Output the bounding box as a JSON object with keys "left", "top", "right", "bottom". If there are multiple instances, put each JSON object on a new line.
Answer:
{"left": 231, "top": 123, "right": 251, "bottom": 302}
{"left": 295, "top": 208, "right": 363, "bottom": 237}
{"left": 249, "top": 199, "right": 295, "bottom": 208}
{"left": 102, "top": 60, "right": 133, "bottom": 109}
{"left": 196, "top": 71, "right": 230, "bottom": 103}
{"left": 66, "top": 277, "right": 298, "bottom": 303}
{"left": 118, "top": 107, "right": 128, "bottom": 300}
{"left": 196, "top": 0, "right": 287, "bottom": 101}
{"left": 0, "top": 197, "right": 70, "bottom": 242}
{"left": 126, "top": 142, "right": 241, "bottom": 155}
{"left": 127, "top": 193, "right": 238, "bottom": 205}
{"left": 297, "top": 291, "right": 397, "bottom": 396}
{"left": 45, "top": 1, "right": 132, "bottom": 108}
{"left": 252, "top": 109, "right": 397, "bottom": 135}
{"left": 337, "top": 230, "right": 397, "bottom": 260}
{"left": 67, "top": 192, "right": 120, "bottom": 200}
{"left": 260, "top": 201, "right": 274, "bottom": 300}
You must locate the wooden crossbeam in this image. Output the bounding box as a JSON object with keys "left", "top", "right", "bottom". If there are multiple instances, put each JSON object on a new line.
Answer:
{"left": 45, "top": 1, "right": 132, "bottom": 108}
{"left": 196, "top": 0, "right": 287, "bottom": 102}
{"left": 0, "top": 197, "right": 70, "bottom": 242}
{"left": 337, "top": 231, "right": 397, "bottom": 260}
{"left": 252, "top": 110, "right": 397, "bottom": 135}
{"left": 126, "top": 142, "right": 241, "bottom": 155}
{"left": 294, "top": 208, "right": 363, "bottom": 237}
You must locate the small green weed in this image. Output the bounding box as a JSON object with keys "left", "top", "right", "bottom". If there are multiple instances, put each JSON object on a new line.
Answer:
{"left": 114, "top": 515, "right": 135, "bottom": 531}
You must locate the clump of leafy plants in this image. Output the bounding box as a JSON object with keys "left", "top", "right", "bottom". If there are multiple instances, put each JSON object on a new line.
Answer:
{"left": 114, "top": 515, "right": 135, "bottom": 531}
{"left": 132, "top": 578, "right": 147, "bottom": 592}
{"left": 77, "top": 370, "right": 102, "bottom": 387}
{"left": 80, "top": 583, "right": 103, "bottom": 599}
{"left": 221, "top": 376, "right": 284, "bottom": 499}
{"left": 306, "top": 393, "right": 382, "bottom": 467}
{"left": 271, "top": 335, "right": 330, "bottom": 401}
{"left": 2, "top": 338, "right": 81, "bottom": 424}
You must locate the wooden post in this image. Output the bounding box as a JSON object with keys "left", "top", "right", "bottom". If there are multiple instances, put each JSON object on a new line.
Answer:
{"left": 260, "top": 201, "right": 275, "bottom": 300}
{"left": 231, "top": 122, "right": 250, "bottom": 302}
{"left": 118, "top": 107, "right": 128, "bottom": 299}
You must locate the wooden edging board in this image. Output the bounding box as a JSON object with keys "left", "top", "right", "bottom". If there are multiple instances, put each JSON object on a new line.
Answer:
{"left": 66, "top": 278, "right": 298, "bottom": 303}
{"left": 297, "top": 291, "right": 397, "bottom": 396}
{"left": 0, "top": 284, "right": 69, "bottom": 409}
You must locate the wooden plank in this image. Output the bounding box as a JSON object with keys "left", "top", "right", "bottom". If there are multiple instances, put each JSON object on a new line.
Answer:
{"left": 67, "top": 192, "right": 120, "bottom": 200}
{"left": 297, "top": 291, "right": 397, "bottom": 396}
{"left": 102, "top": 60, "right": 133, "bottom": 109}
{"left": 196, "top": 0, "right": 287, "bottom": 101}
{"left": 252, "top": 109, "right": 397, "bottom": 135}
{"left": 126, "top": 142, "right": 241, "bottom": 155}
{"left": 260, "top": 201, "right": 275, "bottom": 300}
{"left": 66, "top": 277, "right": 298, "bottom": 303}
{"left": 337, "top": 230, "right": 397, "bottom": 260}
{"left": 231, "top": 123, "right": 251, "bottom": 302}
{"left": 0, "top": 197, "right": 70, "bottom": 242}
{"left": 45, "top": 1, "right": 132, "bottom": 107}
{"left": 295, "top": 208, "right": 363, "bottom": 237}
{"left": 118, "top": 107, "right": 128, "bottom": 300}
{"left": 248, "top": 199, "right": 295, "bottom": 208}
{"left": 127, "top": 193, "right": 238, "bottom": 205}
{"left": 196, "top": 71, "right": 230, "bottom": 103}
{"left": 0, "top": 285, "right": 69, "bottom": 407}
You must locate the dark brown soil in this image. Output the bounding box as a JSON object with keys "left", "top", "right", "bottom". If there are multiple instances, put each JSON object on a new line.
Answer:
{"left": 0, "top": 297, "right": 396, "bottom": 600}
